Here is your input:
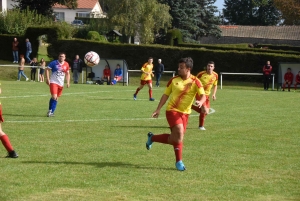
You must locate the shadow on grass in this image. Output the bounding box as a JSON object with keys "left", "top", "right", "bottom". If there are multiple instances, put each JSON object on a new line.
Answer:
{"left": 21, "top": 161, "right": 175, "bottom": 171}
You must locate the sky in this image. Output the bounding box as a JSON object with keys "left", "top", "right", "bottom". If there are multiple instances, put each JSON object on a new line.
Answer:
{"left": 214, "top": 0, "right": 224, "bottom": 12}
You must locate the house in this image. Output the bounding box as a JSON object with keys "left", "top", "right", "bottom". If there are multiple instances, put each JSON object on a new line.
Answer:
{"left": 200, "top": 25, "right": 300, "bottom": 46}
{"left": 53, "top": 0, "right": 106, "bottom": 23}
{"left": 1, "top": 0, "right": 106, "bottom": 24}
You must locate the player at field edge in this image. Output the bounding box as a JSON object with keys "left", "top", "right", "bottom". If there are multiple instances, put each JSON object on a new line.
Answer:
{"left": 191, "top": 61, "right": 218, "bottom": 130}
{"left": 294, "top": 71, "right": 300, "bottom": 91}
{"left": 45, "top": 52, "right": 70, "bottom": 117}
{"left": 146, "top": 57, "right": 206, "bottom": 171}
{"left": 0, "top": 83, "right": 18, "bottom": 158}
{"left": 282, "top": 68, "right": 293, "bottom": 92}
{"left": 133, "top": 57, "right": 155, "bottom": 101}
{"left": 262, "top": 61, "right": 272, "bottom": 90}
{"left": 111, "top": 64, "right": 122, "bottom": 85}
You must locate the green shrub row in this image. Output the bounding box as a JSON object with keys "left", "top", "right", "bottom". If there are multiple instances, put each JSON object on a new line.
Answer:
{"left": 256, "top": 44, "right": 300, "bottom": 52}
{"left": 48, "top": 39, "right": 300, "bottom": 82}
{"left": 178, "top": 43, "right": 300, "bottom": 55}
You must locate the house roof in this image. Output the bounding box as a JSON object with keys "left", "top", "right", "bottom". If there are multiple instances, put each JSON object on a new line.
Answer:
{"left": 219, "top": 25, "right": 300, "bottom": 40}
{"left": 53, "top": 0, "right": 98, "bottom": 9}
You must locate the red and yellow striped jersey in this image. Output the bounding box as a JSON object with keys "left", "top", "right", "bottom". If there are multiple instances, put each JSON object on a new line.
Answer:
{"left": 140, "top": 62, "right": 153, "bottom": 81}
{"left": 164, "top": 75, "right": 205, "bottom": 114}
{"left": 196, "top": 71, "right": 218, "bottom": 95}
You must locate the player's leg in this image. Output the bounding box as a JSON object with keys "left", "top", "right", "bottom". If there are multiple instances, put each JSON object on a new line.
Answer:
{"left": 282, "top": 81, "right": 286, "bottom": 91}
{"left": 47, "top": 84, "right": 59, "bottom": 116}
{"left": 199, "top": 96, "right": 209, "bottom": 130}
{"left": 147, "top": 81, "right": 154, "bottom": 101}
{"left": 134, "top": 81, "right": 145, "bottom": 100}
{"left": 288, "top": 81, "right": 291, "bottom": 91}
{"left": 0, "top": 106, "right": 18, "bottom": 158}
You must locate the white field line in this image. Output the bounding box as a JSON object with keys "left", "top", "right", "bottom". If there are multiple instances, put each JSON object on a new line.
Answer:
{"left": 6, "top": 108, "right": 215, "bottom": 123}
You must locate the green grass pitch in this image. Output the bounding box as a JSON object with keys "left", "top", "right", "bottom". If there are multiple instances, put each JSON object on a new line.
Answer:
{"left": 0, "top": 80, "right": 299, "bottom": 201}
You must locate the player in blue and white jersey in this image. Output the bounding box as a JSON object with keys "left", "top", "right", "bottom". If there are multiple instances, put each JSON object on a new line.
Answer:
{"left": 46, "top": 52, "right": 70, "bottom": 117}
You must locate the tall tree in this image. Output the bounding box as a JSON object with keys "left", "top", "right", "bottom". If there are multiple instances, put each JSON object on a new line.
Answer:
{"left": 159, "top": 0, "right": 221, "bottom": 42}
{"left": 12, "top": 0, "right": 77, "bottom": 17}
{"left": 106, "top": 0, "right": 171, "bottom": 44}
{"left": 223, "top": 0, "right": 281, "bottom": 25}
{"left": 195, "top": 0, "right": 221, "bottom": 39}
{"left": 273, "top": 0, "right": 300, "bottom": 25}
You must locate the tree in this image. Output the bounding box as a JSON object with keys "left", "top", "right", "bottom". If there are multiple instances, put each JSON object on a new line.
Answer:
{"left": 106, "top": 0, "right": 172, "bottom": 44}
{"left": 273, "top": 0, "right": 300, "bottom": 25}
{"left": 223, "top": 0, "right": 281, "bottom": 25}
{"left": 12, "top": 0, "right": 77, "bottom": 17}
{"left": 159, "top": 0, "right": 221, "bottom": 42}
{"left": 195, "top": 0, "right": 221, "bottom": 39}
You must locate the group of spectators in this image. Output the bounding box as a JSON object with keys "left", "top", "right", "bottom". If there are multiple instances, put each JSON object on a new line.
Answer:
{"left": 263, "top": 61, "right": 300, "bottom": 91}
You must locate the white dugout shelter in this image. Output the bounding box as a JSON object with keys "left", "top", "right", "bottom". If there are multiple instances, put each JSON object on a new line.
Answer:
{"left": 86, "top": 58, "right": 129, "bottom": 86}
{"left": 277, "top": 62, "right": 300, "bottom": 90}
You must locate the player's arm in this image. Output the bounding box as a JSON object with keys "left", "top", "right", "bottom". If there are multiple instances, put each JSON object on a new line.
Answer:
{"left": 212, "top": 85, "right": 217, "bottom": 100}
{"left": 45, "top": 67, "right": 51, "bottom": 85}
{"left": 152, "top": 94, "right": 169, "bottom": 118}
{"left": 66, "top": 70, "right": 70, "bottom": 88}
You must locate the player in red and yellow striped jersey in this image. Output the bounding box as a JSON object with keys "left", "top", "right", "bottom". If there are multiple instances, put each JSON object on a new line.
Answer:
{"left": 191, "top": 61, "right": 218, "bottom": 130}
{"left": 146, "top": 57, "right": 206, "bottom": 171}
{"left": 0, "top": 83, "right": 18, "bottom": 158}
{"left": 133, "top": 57, "right": 155, "bottom": 101}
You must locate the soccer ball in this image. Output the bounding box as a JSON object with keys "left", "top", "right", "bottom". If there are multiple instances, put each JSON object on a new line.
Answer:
{"left": 84, "top": 51, "right": 100, "bottom": 67}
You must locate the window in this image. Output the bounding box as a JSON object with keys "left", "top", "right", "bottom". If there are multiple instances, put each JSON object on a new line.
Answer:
{"left": 54, "top": 12, "right": 65, "bottom": 21}
{"left": 76, "top": 12, "right": 90, "bottom": 18}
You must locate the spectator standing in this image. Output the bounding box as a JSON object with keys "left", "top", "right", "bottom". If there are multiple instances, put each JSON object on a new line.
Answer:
{"left": 39, "top": 58, "right": 46, "bottom": 82}
{"left": 12, "top": 38, "right": 19, "bottom": 63}
{"left": 25, "top": 38, "right": 32, "bottom": 63}
{"left": 154, "top": 59, "right": 164, "bottom": 87}
{"left": 71, "top": 55, "right": 84, "bottom": 84}
{"left": 30, "top": 57, "right": 38, "bottom": 82}
{"left": 282, "top": 68, "right": 293, "bottom": 92}
{"left": 17, "top": 54, "right": 29, "bottom": 81}
{"left": 262, "top": 61, "right": 272, "bottom": 90}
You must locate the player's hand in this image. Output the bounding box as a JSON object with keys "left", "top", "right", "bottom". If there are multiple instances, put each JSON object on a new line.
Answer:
{"left": 212, "top": 95, "right": 216, "bottom": 101}
{"left": 151, "top": 110, "right": 160, "bottom": 118}
{"left": 195, "top": 100, "right": 202, "bottom": 108}
{"left": 46, "top": 80, "right": 50, "bottom": 86}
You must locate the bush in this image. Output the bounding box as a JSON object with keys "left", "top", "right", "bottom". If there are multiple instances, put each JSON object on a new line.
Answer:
{"left": 166, "top": 29, "right": 183, "bottom": 46}
{"left": 86, "top": 31, "right": 101, "bottom": 41}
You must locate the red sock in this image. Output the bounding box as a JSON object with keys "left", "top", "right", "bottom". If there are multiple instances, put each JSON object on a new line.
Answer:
{"left": 149, "top": 89, "right": 152, "bottom": 98}
{"left": 0, "top": 135, "right": 14, "bottom": 152}
{"left": 134, "top": 88, "right": 140, "bottom": 95}
{"left": 191, "top": 104, "right": 201, "bottom": 113}
{"left": 173, "top": 143, "right": 183, "bottom": 162}
{"left": 152, "top": 134, "right": 169, "bottom": 144}
{"left": 199, "top": 112, "right": 206, "bottom": 127}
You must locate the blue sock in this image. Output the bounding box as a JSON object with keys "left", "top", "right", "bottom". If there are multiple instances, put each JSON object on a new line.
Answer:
{"left": 113, "top": 80, "right": 117, "bottom": 85}
{"left": 51, "top": 99, "right": 58, "bottom": 113}
{"left": 49, "top": 98, "right": 53, "bottom": 110}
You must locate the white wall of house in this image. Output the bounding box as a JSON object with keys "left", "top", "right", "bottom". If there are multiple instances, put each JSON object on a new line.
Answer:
{"left": 7, "top": 0, "right": 16, "bottom": 10}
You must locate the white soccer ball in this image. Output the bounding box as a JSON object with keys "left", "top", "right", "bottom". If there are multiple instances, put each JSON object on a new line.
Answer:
{"left": 84, "top": 51, "right": 100, "bottom": 67}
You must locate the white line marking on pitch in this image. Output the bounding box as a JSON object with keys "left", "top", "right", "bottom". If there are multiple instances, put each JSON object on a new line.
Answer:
{"left": 6, "top": 108, "right": 215, "bottom": 123}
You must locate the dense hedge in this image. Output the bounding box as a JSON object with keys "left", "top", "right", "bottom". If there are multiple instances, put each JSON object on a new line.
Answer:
{"left": 48, "top": 39, "right": 300, "bottom": 81}
{"left": 256, "top": 44, "right": 300, "bottom": 52}
{"left": 166, "top": 29, "right": 183, "bottom": 46}
{"left": 178, "top": 43, "right": 300, "bottom": 55}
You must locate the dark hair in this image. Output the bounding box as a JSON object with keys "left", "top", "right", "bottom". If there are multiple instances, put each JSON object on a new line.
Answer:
{"left": 58, "top": 52, "right": 66, "bottom": 57}
{"left": 287, "top": 68, "right": 291, "bottom": 70}
{"left": 148, "top": 57, "right": 153, "bottom": 60}
{"left": 179, "top": 57, "right": 193, "bottom": 69}
{"left": 207, "top": 61, "right": 215, "bottom": 65}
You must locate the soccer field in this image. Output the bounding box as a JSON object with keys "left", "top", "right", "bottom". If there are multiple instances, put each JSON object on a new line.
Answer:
{"left": 1, "top": 81, "right": 299, "bottom": 201}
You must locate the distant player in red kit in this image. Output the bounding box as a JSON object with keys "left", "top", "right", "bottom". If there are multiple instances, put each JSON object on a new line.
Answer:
{"left": 282, "top": 68, "right": 293, "bottom": 92}
{"left": 294, "top": 71, "right": 300, "bottom": 91}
